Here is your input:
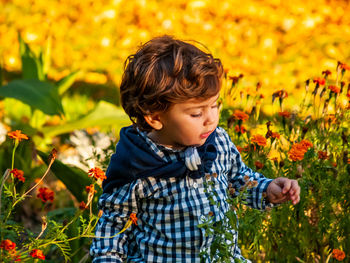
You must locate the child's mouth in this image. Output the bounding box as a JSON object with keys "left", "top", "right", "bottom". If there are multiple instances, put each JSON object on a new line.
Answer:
{"left": 200, "top": 130, "right": 212, "bottom": 139}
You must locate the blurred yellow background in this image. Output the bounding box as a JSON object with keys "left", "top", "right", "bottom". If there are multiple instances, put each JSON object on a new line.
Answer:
{"left": 1, "top": 0, "right": 349, "bottom": 94}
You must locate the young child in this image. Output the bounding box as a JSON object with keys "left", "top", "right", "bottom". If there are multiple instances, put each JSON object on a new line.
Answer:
{"left": 90, "top": 35, "right": 300, "bottom": 262}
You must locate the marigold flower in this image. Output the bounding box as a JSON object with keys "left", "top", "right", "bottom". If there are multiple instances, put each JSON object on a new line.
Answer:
{"left": 30, "top": 249, "right": 45, "bottom": 260}
{"left": 332, "top": 249, "right": 345, "bottom": 261}
{"left": 339, "top": 62, "right": 350, "bottom": 71}
{"left": 85, "top": 184, "right": 97, "bottom": 194}
{"left": 233, "top": 110, "right": 249, "bottom": 122}
{"left": 0, "top": 239, "right": 16, "bottom": 251}
{"left": 251, "top": 134, "right": 267, "bottom": 147}
{"left": 271, "top": 132, "right": 280, "bottom": 139}
{"left": 7, "top": 130, "right": 29, "bottom": 142}
{"left": 313, "top": 77, "right": 326, "bottom": 86}
{"left": 235, "top": 125, "right": 246, "bottom": 134}
{"left": 300, "top": 140, "right": 313, "bottom": 149}
{"left": 278, "top": 111, "right": 291, "bottom": 118}
{"left": 254, "top": 161, "right": 264, "bottom": 170}
{"left": 288, "top": 140, "right": 313, "bottom": 161}
{"left": 79, "top": 201, "right": 87, "bottom": 210}
{"left": 10, "top": 168, "right": 25, "bottom": 183}
{"left": 130, "top": 213, "right": 138, "bottom": 225}
{"left": 236, "top": 146, "right": 243, "bottom": 153}
{"left": 318, "top": 151, "right": 329, "bottom": 160}
{"left": 328, "top": 85, "right": 340, "bottom": 94}
{"left": 88, "top": 167, "right": 106, "bottom": 181}
{"left": 37, "top": 187, "right": 54, "bottom": 203}
{"left": 322, "top": 70, "right": 332, "bottom": 77}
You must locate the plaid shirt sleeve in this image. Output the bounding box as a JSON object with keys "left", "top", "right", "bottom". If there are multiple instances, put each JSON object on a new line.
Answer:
{"left": 90, "top": 181, "right": 141, "bottom": 262}
{"left": 221, "top": 128, "right": 273, "bottom": 210}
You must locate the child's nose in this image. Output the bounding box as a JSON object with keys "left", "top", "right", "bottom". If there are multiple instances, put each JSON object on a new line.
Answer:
{"left": 204, "top": 110, "right": 216, "bottom": 126}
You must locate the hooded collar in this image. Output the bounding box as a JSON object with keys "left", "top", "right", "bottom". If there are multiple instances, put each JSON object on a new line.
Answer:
{"left": 102, "top": 125, "right": 218, "bottom": 193}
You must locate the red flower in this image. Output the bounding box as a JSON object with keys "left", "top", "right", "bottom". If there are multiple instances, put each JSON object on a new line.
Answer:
{"left": 37, "top": 187, "right": 54, "bottom": 203}
{"left": 328, "top": 85, "right": 340, "bottom": 94}
{"left": 7, "top": 130, "right": 29, "bottom": 142}
{"left": 30, "top": 249, "right": 45, "bottom": 260}
{"left": 88, "top": 167, "right": 106, "bottom": 181}
{"left": 10, "top": 168, "right": 25, "bottom": 183}
{"left": 318, "top": 151, "right": 329, "bottom": 160}
{"left": 251, "top": 134, "right": 267, "bottom": 147}
{"left": 79, "top": 201, "right": 87, "bottom": 210}
{"left": 234, "top": 125, "right": 246, "bottom": 134}
{"left": 0, "top": 239, "right": 16, "bottom": 251}
{"left": 332, "top": 249, "right": 345, "bottom": 261}
{"left": 278, "top": 111, "right": 291, "bottom": 118}
{"left": 313, "top": 77, "right": 326, "bottom": 86}
{"left": 254, "top": 161, "right": 264, "bottom": 170}
{"left": 322, "top": 70, "right": 332, "bottom": 77}
{"left": 85, "top": 184, "right": 97, "bottom": 194}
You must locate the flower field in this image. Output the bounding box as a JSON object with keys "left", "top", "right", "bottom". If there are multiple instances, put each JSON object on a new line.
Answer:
{"left": 0, "top": 0, "right": 350, "bottom": 262}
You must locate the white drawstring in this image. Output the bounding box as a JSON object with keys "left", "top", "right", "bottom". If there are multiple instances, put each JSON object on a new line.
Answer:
{"left": 184, "top": 147, "right": 201, "bottom": 171}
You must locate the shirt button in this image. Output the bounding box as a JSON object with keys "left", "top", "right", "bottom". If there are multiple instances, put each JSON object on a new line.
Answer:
{"left": 193, "top": 182, "right": 198, "bottom": 188}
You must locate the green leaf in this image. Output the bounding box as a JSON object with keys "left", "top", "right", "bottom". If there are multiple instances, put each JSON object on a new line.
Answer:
{"left": 0, "top": 79, "right": 64, "bottom": 115}
{"left": 57, "top": 70, "right": 80, "bottom": 95}
{"left": 37, "top": 151, "right": 92, "bottom": 202}
{"left": 18, "top": 33, "right": 45, "bottom": 80}
{"left": 41, "top": 100, "right": 130, "bottom": 137}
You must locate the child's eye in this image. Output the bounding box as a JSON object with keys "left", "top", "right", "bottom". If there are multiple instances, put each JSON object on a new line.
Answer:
{"left": 211, "top": 104, "right": 218, "bottom": 109}
{"left": 191, "top": 113, "right": 202, "bottom": 117}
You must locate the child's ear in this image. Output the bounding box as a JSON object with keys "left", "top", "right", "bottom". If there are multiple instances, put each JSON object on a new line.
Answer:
{"left": 144, "top": 113, "right": 163, "bottom": 130}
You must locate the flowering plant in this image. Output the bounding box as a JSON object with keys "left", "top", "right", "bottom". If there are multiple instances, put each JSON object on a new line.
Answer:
{"left": 0, "top": 130, "right": 102, "bottom": 262}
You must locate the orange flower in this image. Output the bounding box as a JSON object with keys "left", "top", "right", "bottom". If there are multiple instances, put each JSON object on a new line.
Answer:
{"left": 318, "top": 151, "right": 329, "bottom": 160}
{"left": 30, "top": 249, "right": 45, "bottom": 260}
{"left": 10, "top": 168, "right": 25, "bottom": 183}
{"left": 328, "top": 85, "right": 340, "bottom": 94}
{"left": 85, "top": 184, "right": 97, "bottom": 194}
{"left": 130, "top": 213, "right": 138, "bottom": 225}
{"left": 300, "top": 140, "right": 313, "bottom": 149}
{"left": 88, "top": 167, "right": 106, "bottom": 181}
{"left": 0, "top": 239, "right": 16, "bottom": 251}
{"left": 278, "top": 111, "right": 291, "bottom": 118}
{"left": 251, "top": 134, "right": 267, "bottom": 147}
{"left": 339, "top": 62, "right": 350, "bottom": 71}
{"left": 79, "top": 201, "right": 87, "bottom": 210}
{"left": 233, "top": 110, "right": 249, "bottom": 122}
{"left": 313, "top": 77, "right": 326, "bottom": 86}
{"left": 271, "top": 132, "right": 280, "bottom": 139}
{"left": 288, "top": 140, "right": 313, "bottom": 161}
{"left": 332, "top": 249, "right": 345, "bottom": 261}
{"left": 234, "top": 125, "right": 246, "bottom": 134}
{"left": 7, "top": 130, "right": 29, "bottom": 142}
{"left": 37, "top": 187, "right": 54, "bottom": 203}
{"left": 254, "top": 161, "right": 264, "bottom": 170}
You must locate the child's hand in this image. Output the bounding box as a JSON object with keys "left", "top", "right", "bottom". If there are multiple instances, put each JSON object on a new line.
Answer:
{"left": 266, "top": 177, "right": 300, "bottom": 205}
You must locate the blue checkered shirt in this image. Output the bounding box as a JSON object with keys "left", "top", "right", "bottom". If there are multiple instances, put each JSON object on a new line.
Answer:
{"left": 90, "top": 127, "right": 273, "bottom": 262}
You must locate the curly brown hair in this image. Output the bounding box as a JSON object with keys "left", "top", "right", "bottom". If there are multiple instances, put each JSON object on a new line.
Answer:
{"left": 120, "top": 35, "right": 224, "bottom": 131}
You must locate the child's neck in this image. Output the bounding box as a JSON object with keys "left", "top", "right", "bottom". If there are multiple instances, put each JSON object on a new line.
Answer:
{"left": 147, "top": 131, "right": 186, "bottom": 151}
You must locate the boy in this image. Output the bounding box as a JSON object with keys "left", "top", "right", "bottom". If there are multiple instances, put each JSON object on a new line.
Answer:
{"left": 90, "top": 35, "right": 300, "bottom": 262}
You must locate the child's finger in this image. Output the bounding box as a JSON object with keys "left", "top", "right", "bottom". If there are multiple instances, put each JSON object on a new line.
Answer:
{"left": 282, "top": 179, "right": 291, "bottom": 194}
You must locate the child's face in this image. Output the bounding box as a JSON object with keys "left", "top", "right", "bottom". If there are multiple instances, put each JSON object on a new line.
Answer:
{"left": 148, "top": 93, "right": 220, "bottom": 149}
